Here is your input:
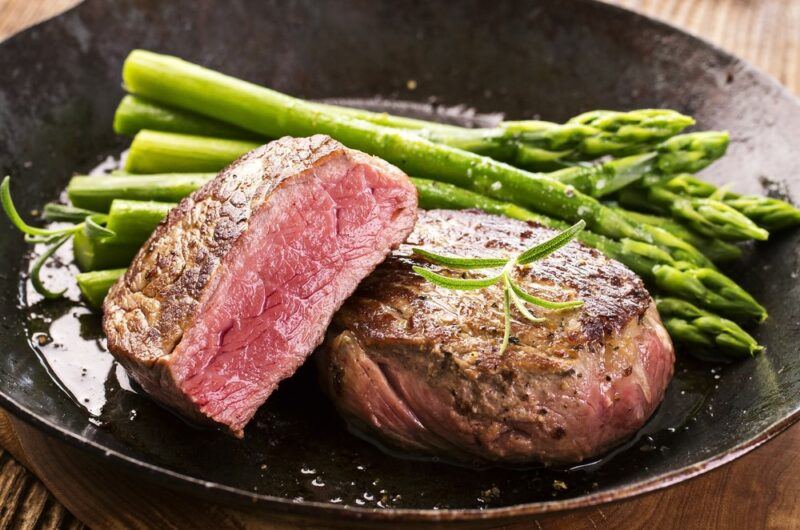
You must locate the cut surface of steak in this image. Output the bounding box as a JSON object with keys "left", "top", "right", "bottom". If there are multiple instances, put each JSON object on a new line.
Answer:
{"left": 317, "top": 209, "right": 674, "bottom": 464}
{"left": 103, "top": 135, "right": 417, "bottom": 436}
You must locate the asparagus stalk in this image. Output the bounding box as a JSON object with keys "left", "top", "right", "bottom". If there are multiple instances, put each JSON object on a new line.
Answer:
{"left": 653, "top": 263, "right": 767, "bottom": 323}
{"left": 72, "top": 200, "right": 176, "bottom": 270}
{"left": 496, "top": 109, "right": 696, "bottom": 169}
{"left": 547, "top": 131, "right": 729, "bottom": 197}
{"left": 115, "top": 93, "right": 695, "bottom": 170}
{"left": 660, "top": 174, "right": 800, "bottom": 231}
{"left": 656, "top": 297, "right": 763, "bottom": 358}
{"left": 607, "top": 205, "right": 742, "bottom": 263}
{"left": 67, "top": 173, "right": 214, "bottom": 211}
{"left": 73, "top": 231, "right": 140, "bottom": 271}
{"left": 653, "top": 132, "right": 730, "bottom": 174}
{"left": 120, "top": 51, "right": 654, "bottom": 243}
{"left": 104, "top": 199, "right": 175, "bottom": 242}
{"left": 618, "top": 185, "right": 769, "bottom": 242}
{"left": 125, "top": 130, "right": 259, "bottom": 174}
{"left": 114, "top": 95, "right": 262, "bottom": 141}
{"left": 122, "top": 130, "right": 721, "bottom": 267}
{"left": 76, "top": 269, "right": 125, "bottom": 308}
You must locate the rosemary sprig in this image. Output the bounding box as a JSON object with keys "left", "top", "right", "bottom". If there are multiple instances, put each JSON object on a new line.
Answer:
{"left": 1, "top": 176, "right": 114, "bottom": 298}
{"left": 411, "top": 220, "right": 586, "bottom": 354}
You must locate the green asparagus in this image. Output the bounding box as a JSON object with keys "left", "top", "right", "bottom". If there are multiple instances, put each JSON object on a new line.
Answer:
{"left": 547, "top": 131, "right": 729, "bottom": 197}
{"left": 607, "top": 205, "right": 742, "bottom": 263}
{"left": 114, "top": 95, "right": 262, "bottom": 141}
{"left": 72, "top": 200, "right": 176, "bottom": 270}
{"left": 115, "top": 92, "right": 695, "bottom": 170}
{"left": 653, "top": 131, "right": 730, "bottom": 174}
{"left": 656, "top": 297, "right": 763, "bottom": 358}
{"left": 618, "top": 185, "right": 769, "bottom": 241}
{"left": 653, "top": 263, "right": 767, "bottom": 323}
{"left": 73, "top": 231, "right": 140, "bottom": 271}
{"left": 67, "top": 173, "right": 214, "bottom": 211}
{"left": 123, "top": 130, "right": 719, "bottom": 267}
{"left": 661, "top": 174, "right": 800, "bottom": 231}
{"left": 76, "top": 269, "right": 125, "bottom": 308}
{"left": 125, "top": 130, "right": 259, "bottom": 174}
{"left": 121, "top": 51, "right": 653, "bottom": 243}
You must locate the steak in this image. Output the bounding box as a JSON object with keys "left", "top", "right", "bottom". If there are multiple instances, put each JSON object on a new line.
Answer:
{"left": 103, "top": 135, "right": 418, "bottom": 436}
{"left": 317, "top": 209, "right": 674, "bottom": 464}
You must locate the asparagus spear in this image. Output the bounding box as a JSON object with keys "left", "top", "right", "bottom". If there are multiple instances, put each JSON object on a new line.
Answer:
{"left": 653, "top": 132, "right": 730, "bottom": 174}
{"left": 115, "top": 95, "right": 262, "bottom": 141}
{"left": 115, "top": 92, "right": 752, "bottom": 249}
{"left": 73, "top": 231, "right": 140, "bottom": 271}
{"left": 547, "top": 131, "right": 729, "bottom": 197}
{"left": 656, "top": 297, "right": 763, "bottom": 358}
{"left": 120, "top": 51, "right": 654, "bottom": 243}
{"left": 122, "top": 130, "right": 719, "bottom": 267}
{"left": 661, "top": 174, "right": 800, "bottom": 231}
{"left": 653, "top": 263, "right": 767, "bottom": 323}
{"left": 495, "top": 110, "right": 696, "bottom": 169}
{"left": 67, "top": 173, "right": 214, "bottom": 211}
{"left": 618, "top": 185, "right": 769, "bottom": 242}
{"left": 607, "top": 205, "right": 742, "bottom": 263}
{"left": 76, "top": 269, "right": 125, "bottom": 308}
{"left": 125, "top": 130, "right": 259, "bottom": 174}
{"left": 72, "top": 200, "right": 176, "bottom": 270}
{"left": 115, "top": 93, "right": 695, "bottom": 170}
{"left": 104, "top": 199, "right": 175, "bottom": 242}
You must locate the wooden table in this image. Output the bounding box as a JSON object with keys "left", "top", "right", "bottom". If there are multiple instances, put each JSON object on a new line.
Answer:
{"left": 0, "top": 1, "right": 798, "bottom": 528}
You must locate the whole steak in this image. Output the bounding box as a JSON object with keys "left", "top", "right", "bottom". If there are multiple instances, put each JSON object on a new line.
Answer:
{"left": 317, "top": 209, "right": 674, "bottom": 464}
{"left": 104, "top": 135, "right": 418, "bottom": 436}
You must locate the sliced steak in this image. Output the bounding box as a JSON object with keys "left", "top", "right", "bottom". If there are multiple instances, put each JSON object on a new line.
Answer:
{"left": 103, "top": 135, "right": 418, "bottom": 436}
{"left": 317, "top": 209, "right": 674, "bottom": 464}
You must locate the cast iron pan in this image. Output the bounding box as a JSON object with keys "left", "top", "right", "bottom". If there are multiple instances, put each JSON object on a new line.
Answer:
{"left": 0, "top": 0, "right": 799, "bottom": 527}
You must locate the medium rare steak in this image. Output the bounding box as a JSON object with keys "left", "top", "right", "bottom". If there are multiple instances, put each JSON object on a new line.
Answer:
{"left": 104, "top": 135, "right": 417, "bottom": 436}
{"left": 317, "top": 209, "right": 674, "bottom": 464}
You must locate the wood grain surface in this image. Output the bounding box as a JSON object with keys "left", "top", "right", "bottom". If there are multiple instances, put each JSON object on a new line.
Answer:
{"left": 0, "top": 0, "right": 798, "bottom": 528}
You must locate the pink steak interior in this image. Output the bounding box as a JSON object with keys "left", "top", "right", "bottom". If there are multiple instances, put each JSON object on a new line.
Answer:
{"left": 167, "top": 157, "right": 416, "bottom": 435}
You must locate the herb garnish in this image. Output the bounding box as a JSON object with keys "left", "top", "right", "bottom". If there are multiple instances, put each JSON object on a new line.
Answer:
{"left": 412, "top": 220, "right": 586, "bottom": 354}
{"left": 1, "top": 176, "right": 114, "bottom": 298}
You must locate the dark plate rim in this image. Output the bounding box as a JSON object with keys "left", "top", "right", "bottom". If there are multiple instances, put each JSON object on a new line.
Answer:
{"left": 1, "top": 0, "right": 799, "bottom": 523}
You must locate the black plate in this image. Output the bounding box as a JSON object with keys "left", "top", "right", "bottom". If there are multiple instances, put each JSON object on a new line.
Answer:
{"left": 1, "top": 0, "right": 799, "bottom": 527}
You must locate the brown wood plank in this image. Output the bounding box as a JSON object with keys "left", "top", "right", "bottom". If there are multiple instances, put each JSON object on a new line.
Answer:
{"left": 609, "top": 0, "right": 800, "bottom": 93}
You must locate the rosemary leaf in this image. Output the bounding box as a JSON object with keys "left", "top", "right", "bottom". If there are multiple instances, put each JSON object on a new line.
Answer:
{"left": 500, "top": 285, "right": 511, "bottom": 355}
{"left": 30, "top": 235, "right": 70, "bottom": 299}
{"left": 516, "top": 220, "right": 586, "bottom": 265}
{"left": 84, "top": 214, "right": 115, "bottom": 239}
{"left": 508, "top": 276, "right": 584, "bottom": 310}
{"left": 43, "top": 203, "right": 101, "bottom": 222}
{"left": 411, "top": 266, "right": 503, "bottom": 290}
{"left": 1, "top": 177, "right": 76, "bottom": 237}
{"left": 504, "top": 273, "right": 545, "bottom": 323}
{"left": 411, "top": 248, "right": 508, "bottom": 269}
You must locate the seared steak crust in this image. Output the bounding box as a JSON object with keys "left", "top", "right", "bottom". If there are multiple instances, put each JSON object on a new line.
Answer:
{"left": 319, "top": 209, "right": 674, "bottom": 463}
{"left": 104, "top": 135, "right": 417, "bottom": 432}
{"left": 106, "top": 136, "right": 344, "bottom": 361}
